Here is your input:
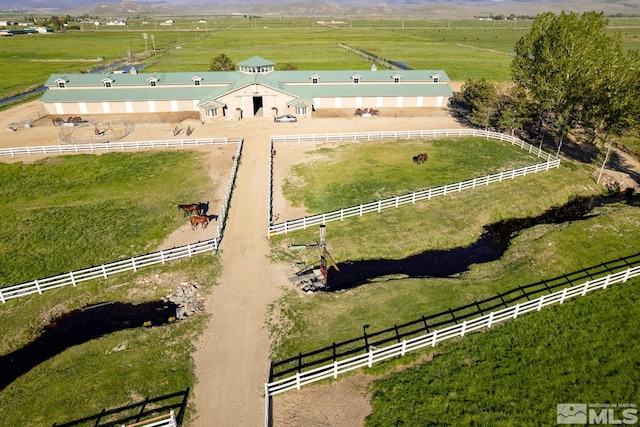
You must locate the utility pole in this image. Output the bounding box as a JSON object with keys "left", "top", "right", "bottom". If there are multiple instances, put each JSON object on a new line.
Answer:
{"left": 143, "top": 33, "right": 148, "bottom": 57}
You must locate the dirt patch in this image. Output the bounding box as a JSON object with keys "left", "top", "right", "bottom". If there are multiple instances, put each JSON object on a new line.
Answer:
{"left": 272, "top": 372, "right": 375, "bottom": 427}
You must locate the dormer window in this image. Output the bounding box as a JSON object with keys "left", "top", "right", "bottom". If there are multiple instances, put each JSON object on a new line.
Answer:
{"left": 192, "top": 76, "right": 202, "bottom": 86}
{"left": 310, "top": 74, "right": 320, "bottom": 84}
{"left": 148, "top": 77, "right": 158, "bottom": 87}
{"left": 392, "top": 74, "right": 402, "bottom": 83}
{"left": 431, "top": 74, "right": 441, "bottom": 83}
{"left": 58, "top": 81, "right": 66, "bottom": 88}
{"left": 353, "top": 76, "right": 360, "bottom": 84}
{"left": 194, "top": 79, "right": 201, "bottom": 86}
{"left": 102, "top": 78, "right": 114, "bottom": 88}
{"left": 55, "top": 78, "right": 67, "bottom": 88}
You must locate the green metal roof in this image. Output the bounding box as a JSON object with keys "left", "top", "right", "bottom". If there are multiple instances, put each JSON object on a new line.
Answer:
{"left": 237, "top": 56, "right": 275, "bottom": 68}
{"left": 41, "top": 56, "right": 453, "bottom": 106}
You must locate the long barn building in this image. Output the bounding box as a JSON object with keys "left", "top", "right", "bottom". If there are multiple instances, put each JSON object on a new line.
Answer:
{"left": 40, "top": 56, "right": 453, "bottom": 121}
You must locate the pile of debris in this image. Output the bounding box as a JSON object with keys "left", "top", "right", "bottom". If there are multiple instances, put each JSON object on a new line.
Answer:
{"left": 289, "top": 265, "right": 327, "bottom": 293}
{"left": 163, "top": 282, "right": 205, "bottom": 319}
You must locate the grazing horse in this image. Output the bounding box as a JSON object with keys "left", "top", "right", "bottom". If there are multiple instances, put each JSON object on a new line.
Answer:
{"left": 178, "top": 203, "right": 199, "bottom": 217}
{"left": 190, "top": 215, "right": 209, "bottom": 230}
{"left": 413, "top": 153, "right": 428, "bottom": 164}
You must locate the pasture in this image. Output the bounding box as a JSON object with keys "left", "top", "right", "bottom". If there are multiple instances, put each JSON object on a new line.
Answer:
{"left": 364, "top": 277, "right": 640, "bottom": 426}
{"left": 266, "top": 137, "right": 640, "bottom": 366}
{"left": 3, "top": 16, "right": 640, "bottom": 102}
{"left": 0, "top": 150, "right": 222, "bottom": 425}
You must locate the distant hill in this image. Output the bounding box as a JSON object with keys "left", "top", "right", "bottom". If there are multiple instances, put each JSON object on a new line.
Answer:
{"left": 2, "top": 0, "right": 640, "bottom": 18}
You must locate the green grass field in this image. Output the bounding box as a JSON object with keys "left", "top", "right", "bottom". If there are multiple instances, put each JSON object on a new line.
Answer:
{"left": 365, "top": 278, "right": 640, "bottom": 426}
{"left": 267, "top": 140, "right": 640, "bottom": 364}
{"left": 0, "top": 151, "right": 211, "bottom": 286}
{"left": 0, "top": 150, "right": 222, "bottom": 426}
{"left": 282, "top": 137, "right": 545, "bottom": 213}
{"left": 3, "top": 16, "right": 640, "bottom": 101}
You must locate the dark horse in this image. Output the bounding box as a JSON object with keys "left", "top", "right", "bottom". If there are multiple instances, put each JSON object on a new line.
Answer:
{"left": 190, "top": 215, "right": 209, "bottom": 230}
{"left": 413, "top": 153, "right": 428, "bottom": 164}
{"left": 178, "top": 203, "right": 200, "bottom": 217}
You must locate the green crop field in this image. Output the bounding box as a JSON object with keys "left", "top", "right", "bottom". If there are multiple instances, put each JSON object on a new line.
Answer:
{"left": 3, "top": 16, "right": 640, "bottom": 102}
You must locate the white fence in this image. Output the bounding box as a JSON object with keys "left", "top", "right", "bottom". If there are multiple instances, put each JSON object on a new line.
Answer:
{"left": 268, "top": 159, "right": 559, "bottom": 237}
{"left": 264, "top": 265, "right": 640, "bottom": 425}
{"left": 123, "top": 410, "right": 177, "bottom": 427}
{"left": 0, "top": 137, "right": 235, "bottom": 157}
{"left": 0, "top": 139, "right": 243, "bottom": 303}
{"left": 268, "top": 129, "right": 557, "bottom": 237}
{"left": 271, "top": 128, "right": 552, "bottom": 161}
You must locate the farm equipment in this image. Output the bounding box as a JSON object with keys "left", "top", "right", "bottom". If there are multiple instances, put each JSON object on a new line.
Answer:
{"left": 289, "top": 225, "right": 339, "bottom": 292}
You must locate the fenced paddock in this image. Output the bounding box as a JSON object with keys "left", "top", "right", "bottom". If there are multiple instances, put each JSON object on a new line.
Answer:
{"left": 264, "top": 265, "right": 640, "bottom": 426}
{"left": 268, "top": 129, "right": 559, "bottom": 237}
{"left": 0, "top": 138, "right": 242, "bottom": 302}
{"left": 0, "top": 137, "right": 236, "bottom": 157}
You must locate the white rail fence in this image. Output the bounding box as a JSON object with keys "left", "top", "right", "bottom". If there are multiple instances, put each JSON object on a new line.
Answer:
{"left": 0, "top": 240, "right": 218, "bottom": 303}
{"left": 268, "top": 159, "right": 559, "bottom": 237}
{"left": 123, "top": 410, "right": 177, "bottom": 427}
{"left": 271, "top": 128, "right": 552, "bottom": 161}
{"left": 264, "top": 265, "right": 640, "bottom": 425}
{"left": 0, "top": 137, "right": 235, "bottom": 157}
{"left": 268, "top": 129, "right": 557, "bottom": 237}
{"left": 0, "top": 139, "right": 243, "bottom": 303}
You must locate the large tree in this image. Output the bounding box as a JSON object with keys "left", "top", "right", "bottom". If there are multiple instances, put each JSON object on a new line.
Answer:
{"left": 209, "top": 54, "right": 236, "bottom": 72}
{"left": 510, "top": 11, "right": 638, "bottom": 155}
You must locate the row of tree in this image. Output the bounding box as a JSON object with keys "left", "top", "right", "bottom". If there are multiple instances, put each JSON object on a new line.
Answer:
{"left": 451, "top": 11, "right": 640, "bottom": 160}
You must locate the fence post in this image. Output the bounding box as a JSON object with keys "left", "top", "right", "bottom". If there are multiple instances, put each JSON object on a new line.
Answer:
{"left": 431, "top": 330, "right": 437, "bottom": 347}
{"left": 581, "top": 281, "right": 589, "bottom": 296}
{"left": 70, "top": 271, "right": 76, "bottom": 287}
{"left": 603, "top": 275, "right": 611, "bottom": 289}
{"left": 537, "top": 294, "right": 544, "bottom": 311}
{"left": 512, "top": 303, "right": 520, "bottom": 319}
{"left": 460, "top": 321, "right": 467, "bottom": 337}
{"left": 560, "top": 287, "right": 568, "bottom": 304}
{"left": 333, "top": 360, "right": 338, "bottom": 379}
{"left": 401, "top": 340, "right": 407, "bottom": 356}
{"left": 131, "top": 257, "right": 137, "bottom": 272}
{"left": 487, "top": 311, "right": 494, "bottom": 328}
{"left": 368, "top": 349, "right": 374, "bottom": 368}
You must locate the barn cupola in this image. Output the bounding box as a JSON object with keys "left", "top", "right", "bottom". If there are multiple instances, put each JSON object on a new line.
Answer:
{"left": 238, "top": 56, "right": 275, "bottom": 74}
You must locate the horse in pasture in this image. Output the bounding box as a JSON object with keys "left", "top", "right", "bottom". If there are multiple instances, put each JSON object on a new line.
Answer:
{"left": 369, "top": 108, "right": 380, "bottom": 116}
{"left": 354, "top": 108, "right": 364, "bottom": 116}
{"left": 190, "top": 215, "right": 209, "bottom": 230}
{"left": 413, "top": 153, "right": 428, "bottom": 164}
{"left": 178, "top": 203, "right": 200, "bottom": 217}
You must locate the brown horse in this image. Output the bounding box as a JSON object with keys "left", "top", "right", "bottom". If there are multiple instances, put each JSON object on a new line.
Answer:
{"left": 190, "top": 215, "right": 209, "bottom": 230}
{"left": 413, "top": 153, "right": 428, "bottom": 164}
{"left": 369, "top": 108, "right": 380, "bottom": 116}
{"left": 178, "top": 203, "right": 199, "bottom": 217}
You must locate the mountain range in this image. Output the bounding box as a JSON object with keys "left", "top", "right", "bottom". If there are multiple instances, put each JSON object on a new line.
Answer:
{"left": 1, "top": 0, "right": 639, "bottom": 18}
